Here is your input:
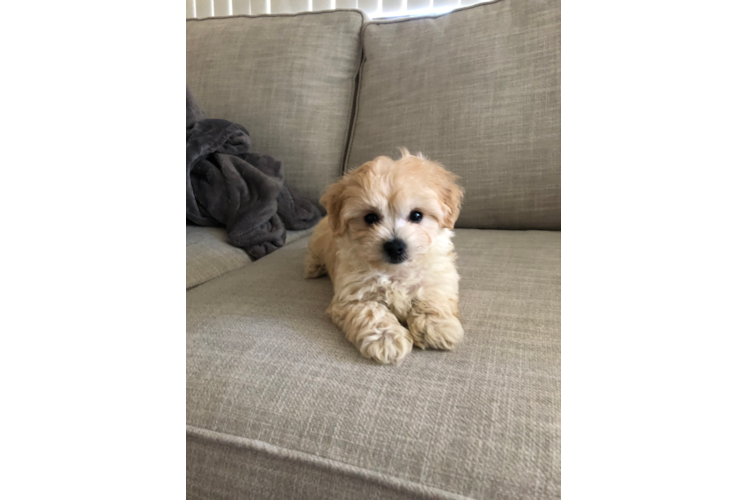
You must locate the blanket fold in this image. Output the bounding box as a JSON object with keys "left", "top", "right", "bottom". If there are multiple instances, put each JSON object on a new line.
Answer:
{"left": 186, "top": 87, "right": 323, "bottom": 259}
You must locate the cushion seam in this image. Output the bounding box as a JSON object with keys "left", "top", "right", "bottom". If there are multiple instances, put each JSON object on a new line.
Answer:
{"left": 337, "top": 22, "right": 366, "bottom": 178}
{"left": 187, "top": 424, "right": 475, "bottom": 500}
{"left": 341, "top": 53, "right": 366, "bottom": 174}
{"left": 186, "top": 235, "right": 316, "bottom": 291}
{"left": 186, "top": 262, "right": 247, "bottom": 290}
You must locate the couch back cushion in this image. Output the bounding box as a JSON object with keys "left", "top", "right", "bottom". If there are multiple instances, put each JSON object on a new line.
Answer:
{"left": 346, "top": 0, "right": 560, "bottom": 229}
{"left": 187, "top": 11, "right": 365, "bottom": 202}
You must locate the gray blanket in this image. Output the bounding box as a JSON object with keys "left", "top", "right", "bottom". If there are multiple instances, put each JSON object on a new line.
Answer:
{"left": 186, "top": 87, "right": 323, "bottom": 259}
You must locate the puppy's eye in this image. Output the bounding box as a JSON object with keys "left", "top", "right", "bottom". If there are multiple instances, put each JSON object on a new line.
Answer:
{"left": 408, "top": 210, "right": 423, "bottom": 223}
{"left": 364, "top": 213, "right": 380, "bottom": 225}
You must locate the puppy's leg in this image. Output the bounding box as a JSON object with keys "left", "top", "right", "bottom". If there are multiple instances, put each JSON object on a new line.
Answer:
{"left": 408, "top": 289, "right": 464, "bottom": 351}
{"left": 304, "top": 218, "right": 331, "bottom": 279}
{"left": 328, "top": 300, "right": 413, "bottom": 364}
{"left": 304, "top": 250, "right": 327, "bottom": 279}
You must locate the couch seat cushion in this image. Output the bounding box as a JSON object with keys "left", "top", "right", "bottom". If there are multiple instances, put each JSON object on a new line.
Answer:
{"left": 187, "top": 229, "right": 560, "bottom": 499}
{"left": 346, "top": 0, "right": 560, "bottom": 230}
{"left": 187, "top": 10, "right": 365, "bottom": 202}
{"left": 186, "top": 226, "right": 249, "bottom": 289}
{"left": 186, "top": 225, "right": 315, "bottom": 289}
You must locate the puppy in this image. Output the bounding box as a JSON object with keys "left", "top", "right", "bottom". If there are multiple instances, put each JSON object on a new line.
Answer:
{"left": 304, "top": 149, "right": 464, "bottom": 364}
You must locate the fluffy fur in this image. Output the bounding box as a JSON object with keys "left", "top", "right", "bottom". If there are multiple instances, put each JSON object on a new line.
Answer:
{"left": 304, "top": 149, "right": 465, "bottom": 364}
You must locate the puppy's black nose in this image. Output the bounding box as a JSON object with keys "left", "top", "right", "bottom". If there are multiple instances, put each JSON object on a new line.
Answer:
{"left": 383, "top": 238, "right": 407, "bottom": 263}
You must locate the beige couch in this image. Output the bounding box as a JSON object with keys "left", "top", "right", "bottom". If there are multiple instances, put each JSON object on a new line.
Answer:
{"left": 187, "top": 1, "right": 560, "bottom": 498}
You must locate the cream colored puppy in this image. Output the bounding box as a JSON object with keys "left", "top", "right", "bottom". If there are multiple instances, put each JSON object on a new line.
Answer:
{"left": 304, "top": 150, "right": 465, "bottom": 364}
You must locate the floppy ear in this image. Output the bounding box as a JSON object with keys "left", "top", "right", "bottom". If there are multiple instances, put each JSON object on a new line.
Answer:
{"left": 398, "top": 147, "right": 426, "bottom": 161}
{"left": 433, "top": 167, "right": 464, "bottom": 230}
{"left": 321, "top": 161, "right": 380, "bottom": 236}
{"left": 319, "top": 178, "right": 348, "bottom": 237}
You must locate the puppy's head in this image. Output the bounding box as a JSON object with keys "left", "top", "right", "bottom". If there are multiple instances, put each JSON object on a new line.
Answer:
{"left": 320, "top": 149, "right": 463, "bottom": 266}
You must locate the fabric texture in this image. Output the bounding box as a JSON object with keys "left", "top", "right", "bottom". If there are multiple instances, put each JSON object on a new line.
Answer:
{"left": 187, "top": 87, "right": 323, "bottom": 259}
{"left": 187, "top": 229, "right": 560, "bottom": 499}
{"left": 186, "top": 85, "right": 206, "bottom": 126}
{"left": 186, "top": 225, "right": 314, "bottom": 289}
{"left": 186, "top": 226, "right": 250, "bottom": 289}
{"left": 346, "top": 0, "right": 561, "bottom": 229}
{"left": 187, "top": 11, "right": 365, "bottom": 203}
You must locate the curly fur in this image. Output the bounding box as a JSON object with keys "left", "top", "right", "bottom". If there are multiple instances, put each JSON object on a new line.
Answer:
{"left": 304, "top": 150, "right": 465, "bottom": 364}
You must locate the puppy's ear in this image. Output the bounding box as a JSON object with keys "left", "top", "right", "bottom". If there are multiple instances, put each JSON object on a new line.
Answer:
{"left": 320, "top": 159, "right": 384, "bottom": 236}
{"left": 397, "top": 147, "right": 426, "bottom": 161}
{"left": 320, "top": 178, "right": 349, "bottom": 237}
{"left": 433, "top": 166, "right": 464, "bottom": 230}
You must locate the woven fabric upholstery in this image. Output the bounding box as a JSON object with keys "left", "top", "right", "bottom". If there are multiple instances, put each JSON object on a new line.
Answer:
{"left": 186, "top": 225, "right": 315, "bottom": 289}
{"left": 346, "top": 0, "right": 561, "bottom": 229}
{"left": 186, "top": 226, "right": 250, "bottom": 289}
{"left": 187, "top": 229, "right": 560, "bottom": 499}
{"left": 187, "top": 11, "right": 365, "bottom": 202}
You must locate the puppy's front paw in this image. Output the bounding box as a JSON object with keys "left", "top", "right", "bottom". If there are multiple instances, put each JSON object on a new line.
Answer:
{"left": 409, "top": 313, "right": 464, "bottom": 351}
{"left": 358, "top": 325, "right": 413, "bottom": 365}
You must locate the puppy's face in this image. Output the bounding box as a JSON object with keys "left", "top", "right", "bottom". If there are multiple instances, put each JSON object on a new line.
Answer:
{"left": 321, "top": 151, "right": 463, "bottom": 267}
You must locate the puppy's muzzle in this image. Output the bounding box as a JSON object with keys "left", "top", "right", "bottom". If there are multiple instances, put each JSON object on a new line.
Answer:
{"left": 383, "top": 238, "right": 407, "bottom": 264}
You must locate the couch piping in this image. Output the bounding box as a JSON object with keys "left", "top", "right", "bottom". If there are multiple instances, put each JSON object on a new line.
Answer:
{"left": 187, "top": 425, "right": 474, "bottom": 500}
{"left": 187, "top": 8, "right": 366, "bottom": 24}
{"left": 363, "top": 0, "right": 505, "bottom": 29}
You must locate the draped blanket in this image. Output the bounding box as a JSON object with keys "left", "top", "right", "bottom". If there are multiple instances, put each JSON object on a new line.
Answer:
{"left": 186, "top": 87, "right": 323, "bottom": 258}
